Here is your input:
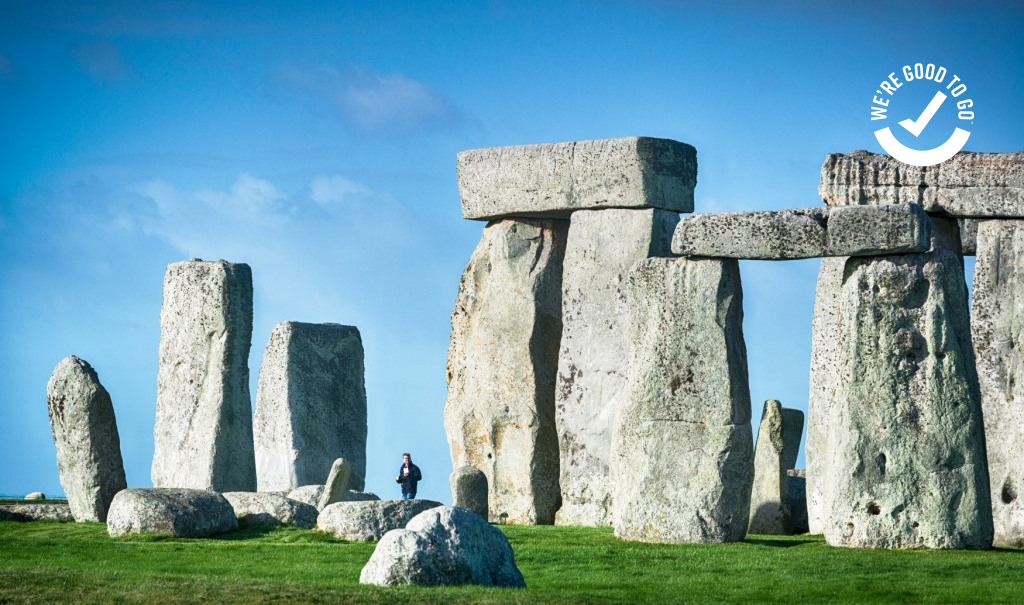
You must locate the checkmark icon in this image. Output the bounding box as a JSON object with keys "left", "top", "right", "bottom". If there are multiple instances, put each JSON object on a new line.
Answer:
{"left": 899, "top": 91, "right": 947, "bottom": 137}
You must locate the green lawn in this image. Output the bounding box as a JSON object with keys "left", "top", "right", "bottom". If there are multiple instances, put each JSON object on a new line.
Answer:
{"left": 0, "top": 521, "right": 1021, "bottom": 604}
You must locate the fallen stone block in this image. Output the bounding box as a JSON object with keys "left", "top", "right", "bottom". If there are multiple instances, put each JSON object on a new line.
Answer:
{"left": 46, "top": 356, "right": 127, "bottom": 522}
{"left": 286, "top": 485, "right": 378, "bottom": 508}
{"left": 222, "top": 492, "right": 318, "bottom": 529}
{"left": 106, "top": 488, "right": 238, "bottom": 538}
{"left": 152, "top": 259, "right": 256, "bottom": 492}
{"left": 748, "top": 400, "right": 803, "bottom": 535}
{"left": 254, "top": 322, "right": 366, "bottom": 493}
{"left": 671, "top": 204, "right": 930, "bottom": 260}
{"left": 820, "top": 150, "right": 1024, "bottom": 217}
{"left": 317, "top": 499, "right": 442, "bottom": 542}
{"left": 450, "top": 466, "right": 488, "bottom": 520}
{"left": 0, "top": 503, "right": 74, "bottom": 522}
{"left": 360, "top": 506, "right": 525, "bottom": 588}
{"left": 611, "top": 257, "right": 753, "bottom": 544}
{"left": 457, "top": 137, "right": 696, "bottom": 220}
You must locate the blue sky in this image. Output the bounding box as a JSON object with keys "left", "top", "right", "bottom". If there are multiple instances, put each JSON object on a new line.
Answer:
{"left": 2, "top": 1, "right": 1022, "bottom": 501}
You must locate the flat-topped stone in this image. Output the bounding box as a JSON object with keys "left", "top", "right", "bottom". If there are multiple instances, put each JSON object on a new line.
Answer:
{"left": 317, "top": 499, "right": 443, "bottom": 542}
{"left": 106, "top": 488, "right": 238, "bottom": 538}
{"left": 820, "top": 150, "right": 1024, "bottom": 217}
{"left": 0, "top": 503, "right": 74, "bottom": 522}
{"left": 671, "top": 204, "right": 930, "bottom": 259}
{"left": 222, "top": 492, "right": 318, "bottom": 529}
{"left": 457, "top": 137, "right": 697, "bottom": 220}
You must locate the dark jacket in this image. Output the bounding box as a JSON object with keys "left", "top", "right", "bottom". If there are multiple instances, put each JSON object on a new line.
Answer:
{"left": 396, "top": 462, "right": 422, "bottom": 494}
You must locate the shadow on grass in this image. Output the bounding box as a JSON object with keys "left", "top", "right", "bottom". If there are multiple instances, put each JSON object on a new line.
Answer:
{"left": 744, "top": 534, "right": 820, "bottom": 548}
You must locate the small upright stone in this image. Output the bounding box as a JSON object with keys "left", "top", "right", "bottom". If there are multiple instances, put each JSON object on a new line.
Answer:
{"left": 318, "top": 458, "right": 352, "bottom": 511}
{"left": 450, "top": 466, "right": 488, "bottom": 520}
{"left": 254, "top": 322, "right": 367, "bottom": 493}
{"left": 46, "top": 356, "right": 127, "bottom": 522}
{"left": 152, "top": 259, "right": 256, "bottom": 492}
{"left": 748, "top": 400, "right": 803, "bottom": 535}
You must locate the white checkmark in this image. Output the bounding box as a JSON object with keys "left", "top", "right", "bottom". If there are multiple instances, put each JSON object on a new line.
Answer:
{"left": 899, "top": 91, "right": 947, "bottom": 137}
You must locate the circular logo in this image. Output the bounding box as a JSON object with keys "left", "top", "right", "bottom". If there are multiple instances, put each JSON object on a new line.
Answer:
{"left": 870, "top": 63, "right": 974, "bottom": 166}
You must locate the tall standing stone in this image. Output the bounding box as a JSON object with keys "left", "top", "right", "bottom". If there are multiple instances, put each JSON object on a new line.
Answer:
{"left": 450, "top": 466, "right": 488, "bottom": 520}
{"left": 972, "top": 220, "right": 1024, "bottom": 547}
{"left": 443, "top": 218, "right": 568, "bottom": 525}
{"left": 821, "top": 218, "right": 993, "bottom": 549}
{"left": 555, "top": 208, "right": 679, "bottom": 526}
{"left": 152, "top": 259, "right": 256, "bottom": 492}
{"left": 748, "top": 400, "right": 803, "bottom": 535}
{"left": 254, "top": 322, "right": 366, "bottom": 492}
{"left": 46, "top": 356, "right": 127, "bottom": 522}
{"left": 611, "top": 257, "right": 753, "bottom": 543}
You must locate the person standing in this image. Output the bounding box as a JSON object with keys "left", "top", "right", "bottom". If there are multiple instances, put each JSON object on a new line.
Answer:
{"left": 396, "top": 452, "right": 422, "bottom": 500}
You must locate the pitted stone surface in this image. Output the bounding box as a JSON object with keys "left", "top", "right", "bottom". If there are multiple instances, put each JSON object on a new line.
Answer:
{"left": 972, "top": 220, "right": 1024, "bottom": 547}
{"left": 555, "top": 208, "right": 678, "bottom": 527}
{"left": 443, "top": 218, "right": 568, "bottom": 525}
{"left": 821, "top": 217, "right": 993, "bottom": 549}
{"left": 457, "top": 137, "right": 697, "bottom": 220}
{"left": 611, "top": 257, "right": 753, "bottom": 544}
{"left": 46, "top": 356, "right": 127, "bottom": 522}
{"left": 960, "top": 219, "right": 978, "bottom": 255}
{"left": 318, "top": 458, "right": 353, "bottom": 511}
{"left": 286, "top": 484, "right": 378, "bottom": 508}
{"left": 107, "top": 488, "right": 238, "bottom": 538}
{"left": 748, "top": 400, "right": 803, "bottom": 535}
{"left": 450, "top": 466, "right": 488, "bottom": 520}
{"left": 671, "top": 204, "right": 930, "bottom": 259}
{"left": 360, "top": 506, "right": 526, "bottom": 588}
{"left": 0, "top": 504, "right": 74, "bottom": 522}
{"left": 254, "top": 322, "right": 366, "bottom": 493}
{"left": 222, "top": 492, "right": 318, "bottom": 529}
{"left": 317, "top": 499, "right": 443, "bottom": 542}
{"left": 820, "top": 150, "right": 1024, "bottom": 217}
{"left": 152, "top": 259, "right": 256, "bottom": 492}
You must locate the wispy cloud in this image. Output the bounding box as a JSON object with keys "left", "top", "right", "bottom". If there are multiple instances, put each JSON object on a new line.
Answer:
{"left": 273, "top": 65, "right": 464, "bottom": 135}
{"left": 68, "top": 41, "right": 132, "bottom": 82}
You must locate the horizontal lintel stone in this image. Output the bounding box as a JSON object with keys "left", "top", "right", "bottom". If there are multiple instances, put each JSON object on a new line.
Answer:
{"left": 671, "top": 203, "right": 930, "bottom": 260}
{"left": 820, "top": 150, "right": 1024, "bottom": 218}
{"left": 457, "top": 136, "right": 697, "bottom": 220}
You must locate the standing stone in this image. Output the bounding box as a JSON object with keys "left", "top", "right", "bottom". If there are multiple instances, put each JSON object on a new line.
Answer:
{"left": 254, "top": 322, "right": 366, "bottom": 493}
{"left": 317, "top": 458, "right": 352, "bottom": 511}
{"left": 972, "top": 220, "right": 1024, "bottom": 547}
{"left": 748, "top": 400, "right": 803, "bottom": 535}
{"left": 555, "top": 208, "right": 678, "bottom": 526}
{"left": 46, "top": 356, "right": 127, "bottom": 522}
{"left": 822, "top": 218, "right": 993, "bottom": 549}
{"left": 959, "top": 219, "right": 978, "bottom": 256}
{"left": 611, "top": 257, "right": 753, "bottom": 544}
{"left": 152, "top": 259, "right": 256, "bottom": 492}
{"left": 787, "top": 470, "right": 809, "bottom": 534}
{"left": 450, "top": 466, "right": 488, "bottom": 520}
{"left": 443, "top": 218, "right": 568, "bottom": 525}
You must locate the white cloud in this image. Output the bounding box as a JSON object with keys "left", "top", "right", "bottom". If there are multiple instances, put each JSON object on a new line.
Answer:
{"left": 310, "top": 175, "right": 372, "bottom": 207}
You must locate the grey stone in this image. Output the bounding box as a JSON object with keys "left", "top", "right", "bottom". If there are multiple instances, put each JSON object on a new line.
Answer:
{"left": 787, "top": 470, "right": 809, "bottom": 534}
{"left": 555, "top": 208, "right": 678, "bottom": 527}
{"left": 0, "top": 503, "right": 74, "bottom": 522}
{"left": 671, "top": 204, "right": 930, "bottom": 260}
{"left": 46, "top": 356, "right": 127, "bottom": 522}
{"left": 611, "top": 257, "right": 753, "bottom": 544}
{"left": 24, "top": 492, "right": 45, "bottom": 500}
{"left": 450, "top": 466, "right": 488, "bottom": 520}
{"left": 821, "top": 217, "right": 993, "bottom": 549}
{"left": 317, "top": 499, "right": 443, "bottom": 542}
{"left": 457, "top": 137, "right": 697, "bottom": 220}
{"left": 106, "top": 488, "right": 239, "bottom": 538}
{"left": 222, "top": 492, "right": 319, "bottom": 529}
{"left": 819, "top": 150, "right": 1024, "bottom": 217}
{"left": 360, "top": 506, "right": 525, "bottom": 588}
{"left": 971, "top": 220, "right": 1024, "bottom": 547}
{"left": 286, "top": 484, "right": 324, "bottom": 507}
{"left": 318, "top": 458, "right": 352, "bottom": 511}
{"left": 254, "top": 322, "right": 366, "bottom": 493}
{"left": 748, "top": 400, "right": 803, "bottom": 535}
{"left": 960, "top": 219, "right": 978, "bottom": 255}
{"left": 152, "top": 260, "right": 256, "bottom": 492}
{"left": 781, "top": 408, "right": 804, "bottom": 472}
{"left": 443, "top": 218, "right": 568, "bottom": 525}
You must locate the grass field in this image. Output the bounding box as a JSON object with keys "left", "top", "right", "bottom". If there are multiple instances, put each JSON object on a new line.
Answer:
{"left": 1, "top": 521, "right": 1022, "bottom": 604}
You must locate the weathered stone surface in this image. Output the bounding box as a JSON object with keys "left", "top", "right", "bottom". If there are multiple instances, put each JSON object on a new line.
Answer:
{"left": 450, "top": 466, "right": 488, "bottom": 520}
{"left": 317, "top": 499, "right": 443, "bottom": 542}
{"left": 443, "top": 218, "right": 568, "bottom": 525}
{"left": 106, "top": 488, "right": 238, "bottom": 538}
{"left": 457, "top": 137, "right": 697, "bottom": 220}
{"left": 671, "top": 204, "right": 930, "bottom": 260}
{"left": 821, "top": 217, "right": 993, "bottom": 549}
{"left": 611, "top": 257, "right": 753, "bottom": 544}
{"left": 787, "top": 470, "right": 809, "bottom": 534}
{"left": 254, "top": 322, "right": 366, "bottom": 493}
{"left": 960, "top": 219, "right": 978, "bottom": 255}
{"left": 46, "top": 356, "right": 127, "bottom": 522}
{"left": 556, "top": 208, "right": 678, "bottom": 527}
{"left": 24, "top": 492, "right": 45, "bottom": 500}
{"left": 820, "top": 150, "right": 1024, "bottom": 217}
{"left": 360, "top": 506, "right": 525, "bottom": 588}
{"left": 152, "top": 259, "right": 256, "bottom": 492}
{"left": 222, "top": 492, "right": 318, "bottom": 529}
{"left": 0, "top": 503, "right": 74, "bottom": 522}
{"left": 749, "top": 401, "right": 803, "bottom": 535}
{"left": 972, "top": 220, "right": 1024, "bottom": 547}
{"left": 318, "top": 458, "right": 352, "bottom": 511}
{"left": 286, "top": 484, "right": 324, "bottom": 507}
